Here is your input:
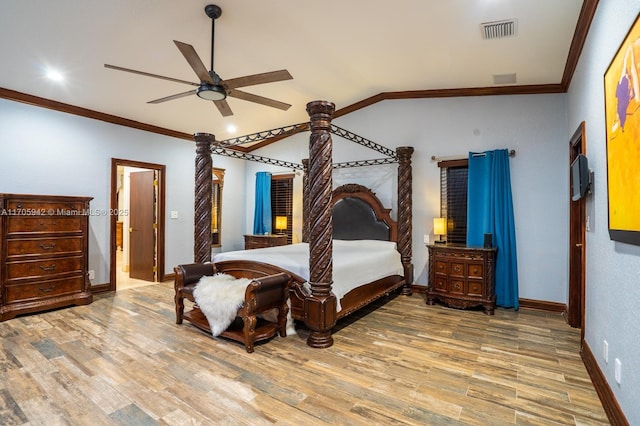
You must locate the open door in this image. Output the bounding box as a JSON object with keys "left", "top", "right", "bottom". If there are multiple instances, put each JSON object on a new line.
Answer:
{"left": 104, "top": 158, "right": 166, "bottom": 294}
{"left": 129, "top": 170, "right": 156, "bottom": 281}
{"left": 568, "top": 122, "right": 586, "bottom": 340}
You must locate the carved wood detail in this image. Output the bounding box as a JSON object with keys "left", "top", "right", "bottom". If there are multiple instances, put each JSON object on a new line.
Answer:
{"left": 194, "top": 133, "right": 213, "bottom": 264}
{"left": 305, "top": 100, "right": 337, "bottom": 348}
{"left": 396, "top": 146, "right": 414, "bottom": 295}
{"left": 302, "top": 158, "right": 309, "bottom": 243}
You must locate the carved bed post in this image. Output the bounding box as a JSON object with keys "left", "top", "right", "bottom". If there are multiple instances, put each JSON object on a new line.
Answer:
{"left": 396, "top": 146, "right": 414, "bottom": 295}
{"left": 305, "top": 100, "right": 337, "bottom": 348}
{"left": 193, "top": 133, "right": 213, "bottom": 264}
{"left": 302, "top": 158, "right": 309, "bottom": 243}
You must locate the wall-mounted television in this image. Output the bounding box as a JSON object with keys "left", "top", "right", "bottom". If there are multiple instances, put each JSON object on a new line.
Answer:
{"left": 571, "top": 153, "right": 591, "bottom": 201}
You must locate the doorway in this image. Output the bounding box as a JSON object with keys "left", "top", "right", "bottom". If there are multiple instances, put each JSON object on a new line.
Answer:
{"left": 567, "top": 122, "right": 586, "bottom": 340}
{"left": 110, "top": 159, "right": 166, "bottom": 291}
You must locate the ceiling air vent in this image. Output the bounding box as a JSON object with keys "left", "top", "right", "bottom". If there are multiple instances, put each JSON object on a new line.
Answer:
{"left": 481, "top": 19, "right": 517, "bottom": 40}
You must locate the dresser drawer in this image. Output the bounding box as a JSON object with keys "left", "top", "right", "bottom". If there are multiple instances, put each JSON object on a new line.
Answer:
{"left": 7, "top": 217, "right": 84, "bottom": 234}
{"left": 4, "top": 276, "right": 84, "bottom": 303}
{"left": 5, "top": 200, "right": 86, "bottom": 213}
{"left": 5, "top": 256, "right": 83, "bottom": 281}
{"left": 6, "top": 237, "right": 83, "bottom": 258}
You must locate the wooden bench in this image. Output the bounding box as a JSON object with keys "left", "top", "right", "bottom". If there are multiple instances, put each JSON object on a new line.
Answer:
{"left": 174, "top": 263, "right": 291, "bottom": 353}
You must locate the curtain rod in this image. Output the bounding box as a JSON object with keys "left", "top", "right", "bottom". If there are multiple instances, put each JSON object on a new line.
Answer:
{"left": 431, "top": 149, "right": 516, "bottom": 162}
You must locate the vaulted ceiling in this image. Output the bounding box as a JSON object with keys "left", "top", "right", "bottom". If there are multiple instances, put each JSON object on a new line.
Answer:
{"left": 0, "top": 1, "right": 589, "bottom": 144}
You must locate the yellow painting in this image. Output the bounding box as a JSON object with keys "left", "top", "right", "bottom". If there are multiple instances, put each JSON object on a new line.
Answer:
{"left": 605, "top": 13, "right": 640, "bottom": 244}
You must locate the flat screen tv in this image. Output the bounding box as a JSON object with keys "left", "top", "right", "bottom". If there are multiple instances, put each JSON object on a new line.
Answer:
{"left": 571, "top": 153, "right": 590, "bottom": 201}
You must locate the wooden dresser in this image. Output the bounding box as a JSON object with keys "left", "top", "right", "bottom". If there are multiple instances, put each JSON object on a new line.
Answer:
{"left": 244, "top": 234, "right": 287, "bottom": 250}
{"left": 0, "top": 194, "right": 93, "bottom": 321}
{"left": 426, "top": 244, "right": 497, "bottom": 315}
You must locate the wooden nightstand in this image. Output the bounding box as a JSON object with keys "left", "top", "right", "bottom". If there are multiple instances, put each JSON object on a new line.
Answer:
{"left": 244, "top": 234, "right": 288, "bottom": 250}
{"left": 426, "top": 244, "right": 497, "bottom": 315}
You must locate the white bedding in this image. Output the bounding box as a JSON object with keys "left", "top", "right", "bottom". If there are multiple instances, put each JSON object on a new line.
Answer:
{"left": 212, "top": 239, "right": 404, "bottom": 311}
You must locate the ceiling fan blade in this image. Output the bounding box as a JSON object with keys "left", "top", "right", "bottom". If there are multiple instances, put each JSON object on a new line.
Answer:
{"left": 213, "top": 99, "right": 233, "bottom": 117}
{"left": 173, "top": 40, "right": 214, "bottom": 84}
{"left": 104, "top": 64, "right": 198, "bottom": 86}
{"left": 227, "top": 89, "right": 291, "bottom": 111}
{"left": 222, "top": 70, "right": 293, "bottom": 90}
{"left": 147, "top": 90, "right": 196, "bottom": 104}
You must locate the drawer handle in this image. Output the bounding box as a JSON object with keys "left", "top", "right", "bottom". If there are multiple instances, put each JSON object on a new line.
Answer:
{"left": 472, "top": 268, "right": 479, "bottom": 274}
{"left": 39, "top": 243, "right": 57, "bottom": 250}
{"left": 39, "top": 264, "right": 57, "bottom": 272}
{"left": 39, "top": 221, "right": 57, "bottom": 226}
{"left": 39, "top": 285, "right": 56, "bottom": 293}
{"left": 453, "top": 266, "right": 461, "bottom": 273}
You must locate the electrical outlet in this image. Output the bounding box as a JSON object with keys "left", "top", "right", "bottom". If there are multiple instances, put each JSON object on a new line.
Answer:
{"left": 88, "top": 270, "right": 95, "bottom": 280}
{"left": 603, "top": 340, "right": 609, "bottom": 363}
{"left": 423, "top": 234, "right": 429, "bottom": 244}
{"left": 615, "top": 358, "right": 622, "bottom": 384}
{"left": 171, "top": 210, "right": 179, "bottom": 219}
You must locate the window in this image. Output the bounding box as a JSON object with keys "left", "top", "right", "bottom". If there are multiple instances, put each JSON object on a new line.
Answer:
{"left": 271, "top": 174, "right": 294, "bottom": 244}
{"left": 212, "top": 168, "right": 225, "bottom": 247}
{"left": 438, "top": 159, "right": 468, "bottom": 244}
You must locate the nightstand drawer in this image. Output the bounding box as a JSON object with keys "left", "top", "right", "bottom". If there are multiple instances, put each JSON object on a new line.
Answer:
{"left": 450, "top": 262, "right": 464, "bottom": 277}
{"left": 433, "top": 276, "right": 447, "bottom": 292}
{"left": 434, "top": 261, "right": 447, "bottom": 275}
{"left": 467, "top": 280, "right": 483, "bottom": 296}
{"left": 468, "top": 264, "right": 483, "bottom": 278}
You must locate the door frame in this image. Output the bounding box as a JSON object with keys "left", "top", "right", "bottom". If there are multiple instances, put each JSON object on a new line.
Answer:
{"left": 567, "top": 122, "right": 586, "bottom": 341}
{"left": 109, "top": 158, "right": 166, "bottom": 291}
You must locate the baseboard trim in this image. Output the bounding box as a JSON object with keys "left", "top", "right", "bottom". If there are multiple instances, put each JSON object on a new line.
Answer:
{"left": 91, "top": 283, "right": 112, "bottom": 294}
{"left": 581, "top": 341, "right": 629, "bottom": 425}
{"left": 518, "top": 298, "right": 565, "bottom": 312}
{"left": 411, "top": 284, "right": 427, "bottom": 294}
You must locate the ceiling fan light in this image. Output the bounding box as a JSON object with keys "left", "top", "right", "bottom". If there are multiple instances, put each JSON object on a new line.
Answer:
{"left": 197, "top": 83, "right": 226, "bottom": 101}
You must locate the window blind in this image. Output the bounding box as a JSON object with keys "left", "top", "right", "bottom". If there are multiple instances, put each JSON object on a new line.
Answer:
{"left": 271, "top": 174, "right": 294, "bottom": 244}
{"left": 438, "top": 160, "right": 468, "bottom": 245}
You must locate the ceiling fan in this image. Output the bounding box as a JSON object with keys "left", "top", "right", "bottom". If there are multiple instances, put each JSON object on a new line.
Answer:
{"left": 104, "top": 4, "right": 293, "bottom": 117}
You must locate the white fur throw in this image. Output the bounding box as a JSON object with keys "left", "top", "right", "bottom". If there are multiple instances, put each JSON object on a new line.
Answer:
{"left": 193, "top": 273, "right": 250, "bottom": 336}
{"left": 193, "top": 273, "right": 295, "bottom": 337}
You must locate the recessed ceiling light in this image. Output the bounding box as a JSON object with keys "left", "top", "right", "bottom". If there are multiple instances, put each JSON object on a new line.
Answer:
{"left": 226, "top": 124, "right": 237, "bottom": 133}
{"left": 46, "top": 69, "right": 64, "bottom": 82}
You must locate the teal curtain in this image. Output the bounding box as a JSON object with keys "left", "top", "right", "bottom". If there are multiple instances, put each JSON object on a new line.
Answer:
{"left": 467, "top": 149, "right": 519, "bottom": 309}
{"left": 253, "top": 172, "right": 272, "bottom": 235}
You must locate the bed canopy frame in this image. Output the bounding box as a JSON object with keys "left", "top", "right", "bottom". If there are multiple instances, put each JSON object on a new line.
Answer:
{"left": 191, "top": 100, "right": 413, "bottom": 348}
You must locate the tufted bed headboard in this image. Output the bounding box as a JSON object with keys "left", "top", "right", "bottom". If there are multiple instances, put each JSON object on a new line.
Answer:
{"left": 331, "top": 183, "right": 397, "bottom": 242}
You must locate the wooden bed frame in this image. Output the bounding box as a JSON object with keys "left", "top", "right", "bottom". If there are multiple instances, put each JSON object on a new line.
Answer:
{"left": 188, "top": 100, "right": 413, "bottom": 348}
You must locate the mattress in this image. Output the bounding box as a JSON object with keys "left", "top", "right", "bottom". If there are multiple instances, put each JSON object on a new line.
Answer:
{"left": 212, "top": 239, "right": 404, "bottom": 310}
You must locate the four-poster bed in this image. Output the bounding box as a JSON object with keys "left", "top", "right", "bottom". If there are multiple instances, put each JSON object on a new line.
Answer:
{"left": 178, "top": 100, "right": 414, "bottom": 348}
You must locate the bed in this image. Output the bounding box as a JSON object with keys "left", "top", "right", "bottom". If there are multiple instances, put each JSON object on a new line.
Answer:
{"left": 187, "top": 100, "right": 414, "bottom": 348}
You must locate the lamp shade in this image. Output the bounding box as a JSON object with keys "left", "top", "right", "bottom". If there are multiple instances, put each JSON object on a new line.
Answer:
{"left": 433, "top": 217, "right": 447, "bottom": 236}
{"left": 275, "top": 216, "right": 287, "bottom": 231}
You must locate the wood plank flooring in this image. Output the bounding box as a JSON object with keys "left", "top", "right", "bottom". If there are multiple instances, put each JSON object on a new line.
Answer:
{"left": 0, "top": 283, "right": 609, "bottom": 425}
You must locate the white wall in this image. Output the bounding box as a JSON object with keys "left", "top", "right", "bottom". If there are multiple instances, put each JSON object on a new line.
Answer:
{"left": 0, "top": 99, "right": 247, "bottom": 284}
{"left": 256, "top": 95, "right": 569, "bottom": 303}
{"left": 567, "top": 2, "right": 640, "bottom": 423}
